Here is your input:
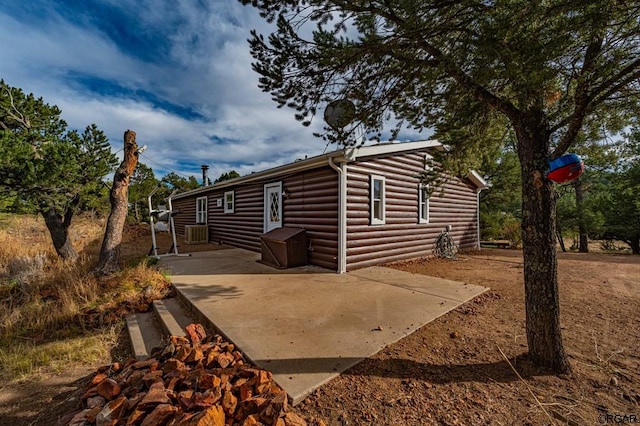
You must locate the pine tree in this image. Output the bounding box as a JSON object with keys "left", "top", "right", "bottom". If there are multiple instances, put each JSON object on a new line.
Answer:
{"left": 0, "top": 80, "right": 117, "bottom": 259}
{"left": 600, "top": 129, "right": 640, "bottom": 253}
{"left": 129, "top": 162, "right": 160, "bottom": 222}
{"left": 241, "top": 0, "right": 640, "bottom": 372}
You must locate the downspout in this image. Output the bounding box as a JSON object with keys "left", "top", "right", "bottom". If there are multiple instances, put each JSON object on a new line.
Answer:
{"left": 476, "top": 187, "right": 485, "bottom": 250}
{"left": 329, "top": 157, "right": 347, "bottom": 273}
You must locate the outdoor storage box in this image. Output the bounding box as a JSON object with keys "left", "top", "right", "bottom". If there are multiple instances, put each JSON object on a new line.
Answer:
{"left": 260, "top": 227, "right": 308, "bottom": 269}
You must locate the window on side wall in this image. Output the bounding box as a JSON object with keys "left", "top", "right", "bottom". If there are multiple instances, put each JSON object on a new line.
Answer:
{"left": 419, "top": 183, "right": 429, "bottom": 224}
{"left": 370, "top": 175, "right": 385, "bottom": 225}
{"left": 224, "top": 190, "right": 234, "bottom": 214}
{"left": 196, "top": 196, "right": 207, "bottom": 224}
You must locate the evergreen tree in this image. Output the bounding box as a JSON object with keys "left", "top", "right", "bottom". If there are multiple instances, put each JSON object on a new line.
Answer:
{"left": 128, "top": 162, "right": 160, "bottom": 222}
{"left": 555, "top": 136, "right": 618, "bottom": 251}
{"left": 599, "top": 129, "right": 640, "bottom": 253}
{"left": 214, "top": 170, "right": 241, "bottom": 184}
{"left": 0, "top": 80, "right": 117, "bottom": 259}
{"left": 241, "top": 0, "right": 640, "bottom": 372}
{"left": 479, "top": 141, "right": 522, "bottom": 245}
{"left": 152, "top": 172, "right": 201, "bottom": 212}
{"left": 160, "top": 172, "right": 200, "bottom": 193}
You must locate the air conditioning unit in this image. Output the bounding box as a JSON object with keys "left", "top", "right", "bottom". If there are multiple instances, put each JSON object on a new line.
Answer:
{"left": 185, "top": 225, "right": 208, "bottom": 244}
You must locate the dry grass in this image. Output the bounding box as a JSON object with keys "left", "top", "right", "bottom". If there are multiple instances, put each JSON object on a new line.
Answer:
{"left": 0, "top": 213, "right": 172, "bottom": 381}
{"left": 0, "top": 325, "right": 121, "bottom": 381}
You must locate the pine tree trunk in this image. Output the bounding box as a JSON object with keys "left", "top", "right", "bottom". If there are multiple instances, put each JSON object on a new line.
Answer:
{"left": 134, "top": 202, "right": 140, "bottom": 223}
{"left": 574, "top": 179, "right": 589, "bottom": 253}
{"left": 95, "top": 130, "right": 138, "bottom": 275}
{"left": 515, "top": 114, "right": 571, "bottom": 374}
{"left": 631, "top": 235, "right": 640, "bottom": 255}
{"left": 42, "top": 206, "right": 79, "bottom": 261}
{"left": 556, "top": 217, "right": 566, "bottom": 252}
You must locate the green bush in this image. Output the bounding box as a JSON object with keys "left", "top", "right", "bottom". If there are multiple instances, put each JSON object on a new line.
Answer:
{"left": 480, "top": 211, "right": 522, "bottom": 246}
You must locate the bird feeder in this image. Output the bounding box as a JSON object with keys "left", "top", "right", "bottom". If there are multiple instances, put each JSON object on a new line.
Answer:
{"left": 547, "top": 153, "right": 584, "bottom": 183}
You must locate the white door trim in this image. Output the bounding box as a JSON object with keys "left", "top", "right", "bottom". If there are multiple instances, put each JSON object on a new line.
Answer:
{"left": 264, "top": 181, "right": 283, "bottom": 232}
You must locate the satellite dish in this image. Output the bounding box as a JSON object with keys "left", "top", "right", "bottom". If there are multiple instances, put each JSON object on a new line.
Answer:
{"left": 323, "top": 99, "right": 356, "bottom": 129}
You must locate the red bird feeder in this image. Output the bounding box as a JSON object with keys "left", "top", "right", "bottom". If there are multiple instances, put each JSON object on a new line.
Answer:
{"left": 547, "top": 154, "right": 584, "bottom": 183}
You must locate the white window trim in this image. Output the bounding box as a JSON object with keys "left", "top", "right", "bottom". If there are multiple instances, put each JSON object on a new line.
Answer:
{"left": 224, "top": 190, "right": 235, "bottom": 214}
{"left": 370, "top": 175, "right": 386, "bottom": 225}
{"left": 196, "top": 196, "right": 208, "bottom": 224}
{"left": 419, "top": 183, "right": 430, "bottom": 224}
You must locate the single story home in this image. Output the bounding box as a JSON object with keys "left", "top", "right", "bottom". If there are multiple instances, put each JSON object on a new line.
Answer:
{"left": 171, "top": 140, "right": 486, "bottom": 272}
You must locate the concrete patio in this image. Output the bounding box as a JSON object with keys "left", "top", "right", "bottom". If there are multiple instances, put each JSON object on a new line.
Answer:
{"left": 160, "top": 248, "right": 487, "bottom": 404}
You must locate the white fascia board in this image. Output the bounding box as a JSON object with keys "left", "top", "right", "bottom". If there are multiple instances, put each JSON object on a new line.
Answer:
{"left": 344, "top": 139, "right": 443, "bottom": 161}
{"left": 173, "top": 151, "right": 347, "bottom": 200}
{"left": 173, "top": 140, "right": 443, "bottom": 200}
{"left": 468, "top": 170, "right": 488, "bottom": 189}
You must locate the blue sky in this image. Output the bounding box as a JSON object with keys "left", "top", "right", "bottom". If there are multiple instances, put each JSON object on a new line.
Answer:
{"left": 1, "top": 0, "right": 380, "bottom": 181}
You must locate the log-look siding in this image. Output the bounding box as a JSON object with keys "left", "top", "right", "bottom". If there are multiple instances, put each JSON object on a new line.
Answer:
{"left": 211, "top": 184, "right": 264, "bottom": 251}
{"left": 346, "top": 151, "right": 479, "bottom": 270}
{"left": 173, "top": 184, "right": 266, "bottom": 251}
{"left": 172, "top": 167, "right": 339, "bottom": 270}
{"left": 283, "top": 167, "right": 338, "bottom": 270}
{"left": 172, "top": 196, "right": 196, "bottom": 238}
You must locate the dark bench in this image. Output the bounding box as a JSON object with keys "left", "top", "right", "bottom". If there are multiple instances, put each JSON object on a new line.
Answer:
{"left": 480, "top": 240, "right": 512, "bottom": 249}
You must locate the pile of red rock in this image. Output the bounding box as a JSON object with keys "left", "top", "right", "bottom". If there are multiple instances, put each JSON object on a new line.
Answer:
{"left": 66, "top": 324, "right": 310, "bottom": 426}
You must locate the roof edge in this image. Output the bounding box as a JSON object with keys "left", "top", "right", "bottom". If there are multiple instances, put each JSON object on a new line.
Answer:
{"left": 468, "top": 170, "right": 488, "bottom": 189}
{"left": 173, "top": 151, "right": 346, "bottom": 199}
{"left": 344, "top": 139, "right": 442, "bottom": 161}
{"left": 173, "top": 139, "right": 444, "bottom": 200}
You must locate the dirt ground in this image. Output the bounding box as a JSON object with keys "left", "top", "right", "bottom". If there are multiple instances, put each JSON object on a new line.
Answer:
{"left": 1, "top": 239, "right": 638, "bottom": 425}
{"left": 296, "top": 250, "right": 640, "bottom": 425}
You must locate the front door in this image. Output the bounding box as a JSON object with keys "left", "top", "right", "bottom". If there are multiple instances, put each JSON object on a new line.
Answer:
{"left": 264, "top": 182, "right": 282, "bottom": 232}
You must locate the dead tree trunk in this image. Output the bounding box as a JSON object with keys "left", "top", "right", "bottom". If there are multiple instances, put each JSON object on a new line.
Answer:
{"left": 95, "top": 130, "right": 139, "bottom": 275}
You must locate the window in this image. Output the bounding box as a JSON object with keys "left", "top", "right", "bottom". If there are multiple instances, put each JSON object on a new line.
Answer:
{"left": 419, "top": 184, "right": 429, "bottom": 223}
{"left": 370, "top": 175, "right": 385, "bottom": 225}
{"left": 224, "top": 191, "right": 234, "bottom": 214}
{"left": 196, "top": 196, "right": 207, "bottom": 224}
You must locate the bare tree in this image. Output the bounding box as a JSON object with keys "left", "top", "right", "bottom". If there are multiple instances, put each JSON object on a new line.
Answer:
{"left": 95, "top": 130, "right": 139, "bottom": 275}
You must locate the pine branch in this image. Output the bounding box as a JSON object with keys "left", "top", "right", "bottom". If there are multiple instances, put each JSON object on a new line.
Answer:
{"left": 1, "top": 85, "right": 31, "bottom": 129}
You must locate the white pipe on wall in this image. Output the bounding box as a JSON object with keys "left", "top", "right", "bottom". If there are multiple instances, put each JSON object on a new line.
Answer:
{"left": 329, "top": 157, "right": 347, "bottom": 274}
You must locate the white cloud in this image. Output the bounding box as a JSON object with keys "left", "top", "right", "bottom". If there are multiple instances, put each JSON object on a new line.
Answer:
{"left": 0, "top": 2, "right": 379, "bottom": 182}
